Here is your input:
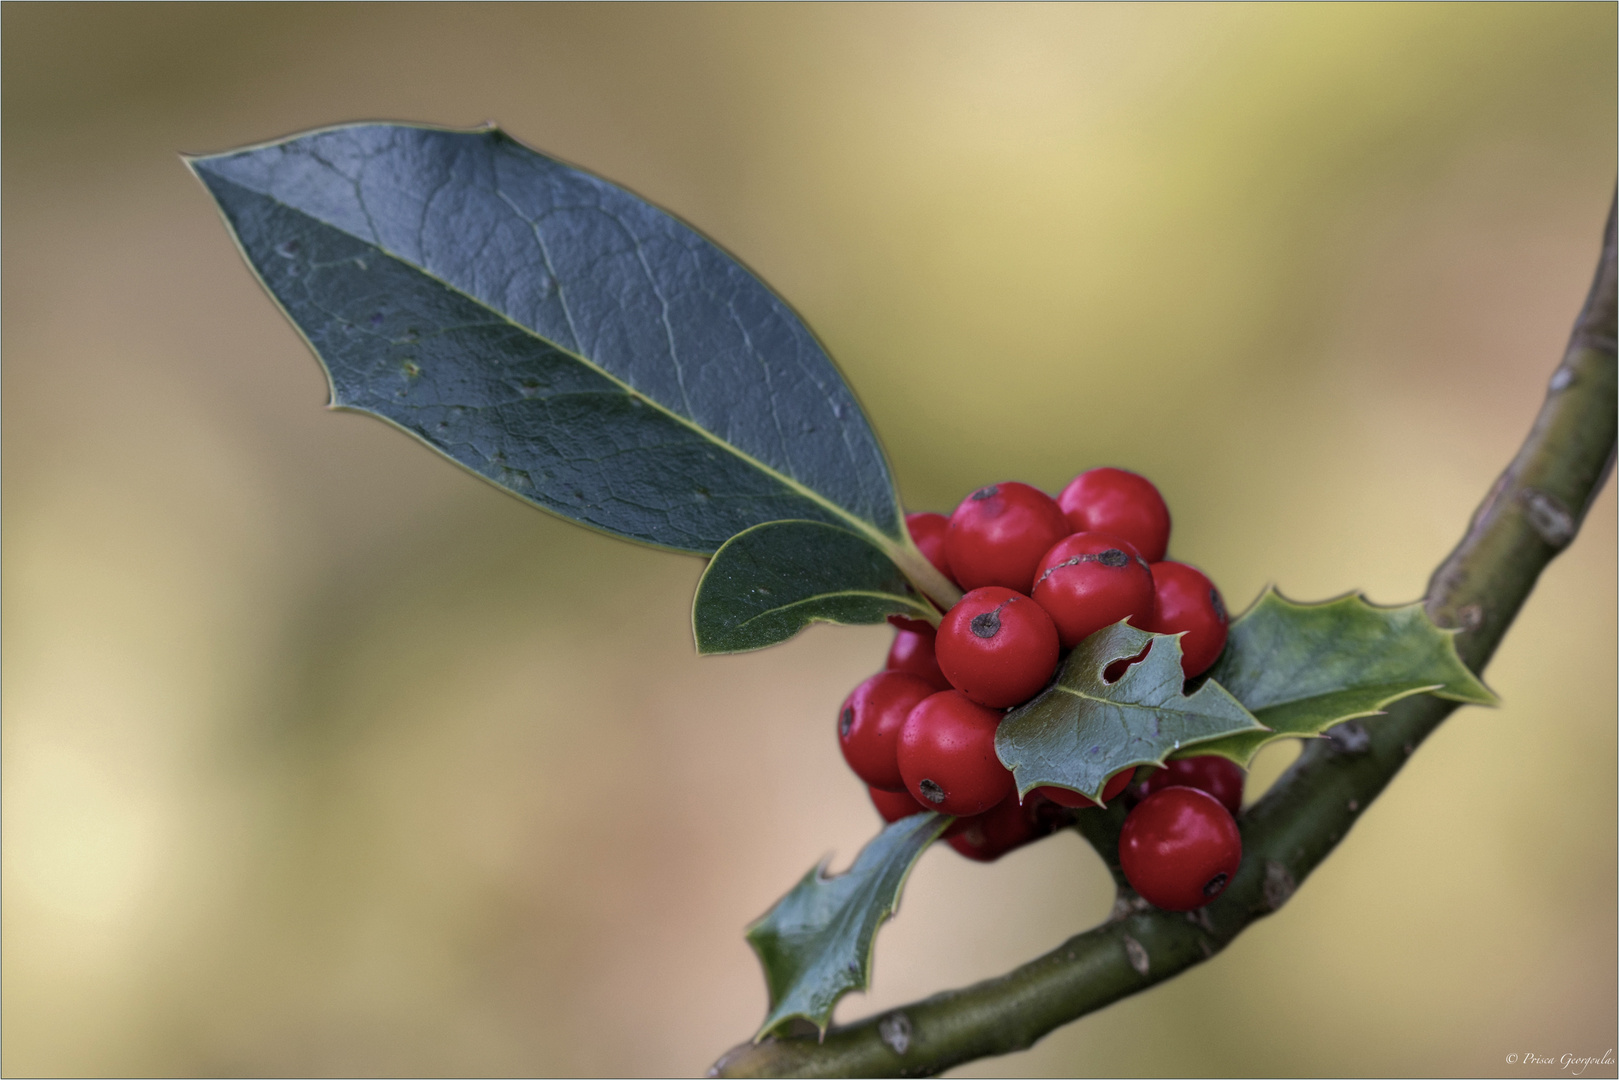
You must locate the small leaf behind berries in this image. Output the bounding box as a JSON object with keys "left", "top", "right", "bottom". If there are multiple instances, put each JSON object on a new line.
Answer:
{"left": 995, "top": 622, "right": 1266, "bottom": 801}
{"left": 694, "top": 520, "right": 937, "bottom": 654}
{"left": 747, "top": 811, "right": 950, "bottom": 1039}
{"left": 188, "top": 123, "right": 905, "bottom": 556}
{"left": 1185, "top": 588, "right": 1498, "bottom": 765}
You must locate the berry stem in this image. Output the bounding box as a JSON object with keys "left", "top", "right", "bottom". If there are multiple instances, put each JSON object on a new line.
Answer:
{"left": 709, "top": 197, "right": 1616, "bottom": 1080}
{"left": 891, "top": 541, "right": 963, "bottom": 613}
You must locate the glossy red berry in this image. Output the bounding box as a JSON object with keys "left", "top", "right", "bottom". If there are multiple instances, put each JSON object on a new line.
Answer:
{"left": 1142, "top": 560, "right": 1229, "bottom": 677}
{"left": 1137, "top": 755, "right": 1245, "bottom": 816}
{"left": 838, "top": 671, "right": 937, "bottom": 792}
{"left": 945, "top": 482, "right": 1072, "bottom": 593}
{"left": 947, "top": 792, "right": 1046, "bottom": 862}
{"left": 905, "top": 511, "right": 957, "bottom": 585}
{"left": 936, "top": 587, "right": 1060, "bottom": 708}
{"left": 1119, "top": 787, "right": 1242, "bottom": 911}
{"left": 1057, "top": 468, "right": 1171, "bottom": 563}
{"left": 886, "top": 627, "right": 951, "bottom": 691}
{"left": 898, "top": 690, "right": 1015, "bottom": 817}
{"left": 1031, "top": 533, "right": 1157, "bottom": 649}
{"left": 1035, "top": 768, "right": 1133, "bottom": 809}
{"left": 869, "top": 785, "right": 928, "bottom": 824}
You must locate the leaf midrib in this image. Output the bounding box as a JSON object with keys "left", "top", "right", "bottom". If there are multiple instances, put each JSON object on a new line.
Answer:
{"left": 1249, "top": 681, "right": 1446, "bottom": 716}
{"left": 723, "top": 589, "right": 928, "bottom": 632}
{"left": 1236, "top": 677, "right": 1448, "bottom": 713}
{"left": 1047, "top": 684, "right": 1238, "bottom": 717}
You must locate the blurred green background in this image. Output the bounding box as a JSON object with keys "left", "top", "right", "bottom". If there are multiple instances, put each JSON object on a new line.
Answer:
{"left": 3, "top": 4, "right": 1615, "bottom": 1076}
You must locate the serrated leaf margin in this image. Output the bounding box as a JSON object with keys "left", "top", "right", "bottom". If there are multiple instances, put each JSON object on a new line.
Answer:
{"left": 996, "top": 621, "right": 1267, "bottom": 802}
{"left": 1185, "top": 587, "right": 1498, "bottom": 765}
{"left": 746, "top": 811, "right": 950, "bottom": 1040}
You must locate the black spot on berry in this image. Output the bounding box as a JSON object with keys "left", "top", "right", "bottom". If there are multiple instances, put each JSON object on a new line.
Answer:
{"left": 1210, "top": 588, "right": 1227, "bottom": 623}
{"left": 970, "top": 607, "right": 1003, "bottom": 639}
{"left": 1097, "top": 548, "right": 1128, "bottom": 568}
{"left": 840, "top": 706, "right": 854, "bottom": 738}
{"left": 1203, "top": 872, "right": 1229, "bottom": 897}
{"left": 971, "top": 485, "right": 999, "bottom": 501}
{"left": 918, "top": 779, "right": 946, "bottom": 804}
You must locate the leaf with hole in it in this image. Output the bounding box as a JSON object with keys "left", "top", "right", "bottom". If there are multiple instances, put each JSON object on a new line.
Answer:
{"left": 187, "top": 123, "right": 918, "bottom": 562}
{"left": 1184, "top": 588, "right": 1498, "bottom": 765}
{"left": 995, "top": 622, "right": 1266, "bottom": 802}
{"left": 693, "top": 520, "right": 937, "bottom": 654}
{"left": 747, "top": 811, "right": 950, "bottom": 1040}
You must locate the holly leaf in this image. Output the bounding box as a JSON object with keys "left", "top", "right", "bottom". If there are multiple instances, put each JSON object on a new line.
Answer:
{"left": 1185, "top": 588, "right": 1498, "bottom": 765}
{"left": 747, "top": 811, "right": 950, "bottom": 1040}
{"left": 187, "top": 123, "right": 908, "bottom": 557}
{"left": 693, "top": 520, "right": 937, "bottom": 654}
{"left": 995, "top": 622, "right": 1266, "bottom": 802}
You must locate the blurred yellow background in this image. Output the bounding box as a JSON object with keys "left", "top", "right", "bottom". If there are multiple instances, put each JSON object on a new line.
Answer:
{"left": 3, "top": 4, "right": 1614, "bottom": 1076}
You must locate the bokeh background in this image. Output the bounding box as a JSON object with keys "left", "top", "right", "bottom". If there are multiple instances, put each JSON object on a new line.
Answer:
{"left": 4, "top": 4, "right": 1615, "bottom": 1076}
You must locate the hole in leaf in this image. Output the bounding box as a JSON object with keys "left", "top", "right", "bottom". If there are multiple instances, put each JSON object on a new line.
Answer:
{"left": 1102, "top": 642, "right": 1152, "bottom": 684}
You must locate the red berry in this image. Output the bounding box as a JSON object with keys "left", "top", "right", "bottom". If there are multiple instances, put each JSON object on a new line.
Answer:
{"left": 838, "top": 671, "right": 936, "bottom": 792}
{"left": 1142, "top": 561, "right": 1229, "bottom": 677}
{"left": 905, "top": 511, "right": 957, "bottom": 585}
{"left": 869, "top": 785, "right": 928, "bottom": 824}
{"left": 1035, "top": 768, "right": 1133, "bottom": 809}
{"left": 1119, "top": 787, "right": 1242, "bottom": 911}
{"left": 945, "top": 482, "right": 1072, "bottom": 593}
{"left": 1057, "top": 468, "right": 1171, "bottom": 563}
{"left": 1137, "top": 755, "right": 1245, "bottom": 816}
{"left": 886, "top": 627, "right": 951, "bottom": 691}
{"left": 1030, "top": 533, "right": 1157, "bottom": 649}
{"left": 947, "top": 792, "right": 1045, "bottom": 861}
{"left": 898, "top": 690, "right": 1015, "bottom": 817}
{"left": 936, "top": 587, "right": 1060, "bottom": 708}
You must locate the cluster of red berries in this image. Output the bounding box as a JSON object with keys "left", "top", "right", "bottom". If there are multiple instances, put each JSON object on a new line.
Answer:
{"left": 839, "top": 467, "right": 1245, "bottom": 909}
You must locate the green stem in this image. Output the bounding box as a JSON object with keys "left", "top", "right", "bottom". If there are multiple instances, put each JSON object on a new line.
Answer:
{"left": 891, "top": 541, "right": 964, "bottom": 613}
{"left": 710, "top": 198, "right": 1616, "bottom": 1080}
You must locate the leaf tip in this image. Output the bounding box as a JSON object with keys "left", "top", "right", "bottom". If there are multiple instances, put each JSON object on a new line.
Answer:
{"left": 1440, "top": 680, "right": 1501, "bottom": 708}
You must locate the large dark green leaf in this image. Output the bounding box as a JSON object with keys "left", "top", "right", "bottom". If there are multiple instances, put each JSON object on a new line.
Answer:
{"left": 1187, "top": 588, "right": 1497, "bottom": 764}
{"left": 693, "top": 520, "right": 938, "bottom": 654}
{"left": 747, "top": 812, "right": 950, "bottom": 1039}
{"left": 187, "top": 123, "right": 909, "bottom": 557}
{"left": 995, "top": 622, "right": 1266, "bottom": 802}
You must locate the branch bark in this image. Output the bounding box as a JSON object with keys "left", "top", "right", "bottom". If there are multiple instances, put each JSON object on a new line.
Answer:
{"left": 711, "top": 197, "right": 1617, "bottom": 1079}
